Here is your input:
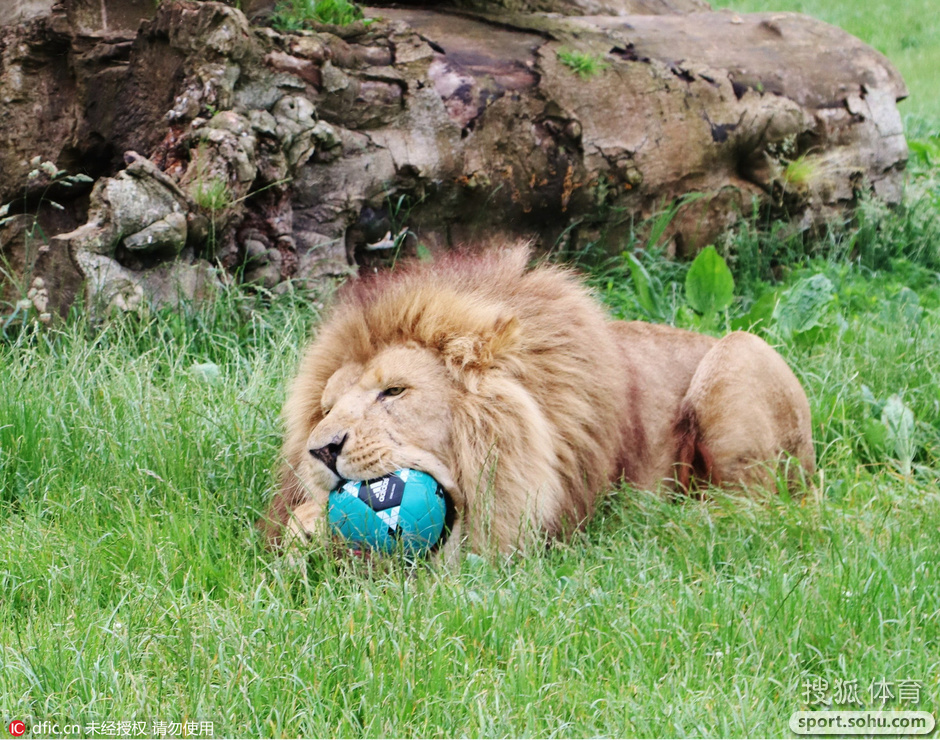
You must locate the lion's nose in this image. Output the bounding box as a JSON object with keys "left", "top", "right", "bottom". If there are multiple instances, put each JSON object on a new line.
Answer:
{"left": 309, "top": 432, "right": 347, "bottom": 476}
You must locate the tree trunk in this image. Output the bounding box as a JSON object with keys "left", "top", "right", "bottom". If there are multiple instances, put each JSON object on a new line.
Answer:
{"left": 0, "top": 0, "right": 908, "bottom": 315}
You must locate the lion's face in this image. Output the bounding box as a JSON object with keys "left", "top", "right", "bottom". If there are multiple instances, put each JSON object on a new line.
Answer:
{"left": 302, "top": 343, "right": 458, "bottom": 495}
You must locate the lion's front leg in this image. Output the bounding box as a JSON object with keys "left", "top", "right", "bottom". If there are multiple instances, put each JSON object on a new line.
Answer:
{"left": 281, "top": 498, "right": 330, "bottom": 568}
{"left": 286, "top": 498, "right": 328, "bottom": 544}
{"left": 259, "top": 463, "right": 331, "bottom": 554}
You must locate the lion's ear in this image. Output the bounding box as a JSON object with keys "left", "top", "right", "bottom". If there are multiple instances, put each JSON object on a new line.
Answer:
{"left": 487, "top": 314, "right": 520, "bottom": 357}
{"left": 443, "top": 315, "right": 519, "bottom": 375}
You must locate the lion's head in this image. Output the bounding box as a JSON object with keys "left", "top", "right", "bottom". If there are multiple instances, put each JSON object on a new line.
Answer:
{"left": 266, "top": 247, "right": 630, "bottom": 554}
{"left": 300, "top": 343, "right": 458, "bottom": 494}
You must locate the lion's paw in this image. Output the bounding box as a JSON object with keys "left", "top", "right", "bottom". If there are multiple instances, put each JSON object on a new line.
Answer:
{"left": 282, "top": 500, "right": 327, "bottom": 565}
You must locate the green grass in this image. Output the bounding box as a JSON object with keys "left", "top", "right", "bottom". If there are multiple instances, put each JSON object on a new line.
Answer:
{"left": 557, "top": 48, "right": 609, "bottom": 78}
{"left": 712, "top": 0, "right": 940, "bottom": 138}
{"left": 3, "top": 205, "right": 940, "bottom": 735}
{"left": 190, "top": 178, "right": 232, "bottom": 215}
{"left": 2, "top": 0, "right": 940, "bottom": 735}
{"left": 270, "top": 0, "right": 365, "bottom": 31}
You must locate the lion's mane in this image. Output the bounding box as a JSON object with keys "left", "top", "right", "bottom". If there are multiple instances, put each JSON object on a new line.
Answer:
{"left": 265, "top": 248, "right": 634, "bottom": 551}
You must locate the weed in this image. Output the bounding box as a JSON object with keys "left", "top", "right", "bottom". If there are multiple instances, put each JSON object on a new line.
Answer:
{"left": 187, "top": 156, "right": 289, "bottom": 263}
{"left": 850, "top": 191, "right": 940, "bottom": 270}
{"left": 557, "top": 48, "right": 609, "bottom": 78}
{"left": 271, "top": 0, "right": 364, "bottom": 30}
{"left": 718, "top": 204, "right": 809, "bottom": 293}
{"left": 780, "top": 153, "right": 817, "bottom": 191}
{"left": 383, "top": 191, "right": 419, "bottom": 266}
{"left": 353, "top": 191, "right": 424, "bottom": 267}
{"left": 190, "top": 176, "right": 233, "bottom": 260}
{"left": 191, "top": 177, "right": 232, "bottom": 215}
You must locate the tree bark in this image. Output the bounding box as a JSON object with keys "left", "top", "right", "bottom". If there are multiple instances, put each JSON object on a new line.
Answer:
{"left": 0, "top": 0, "right": 908, "bottom": 314}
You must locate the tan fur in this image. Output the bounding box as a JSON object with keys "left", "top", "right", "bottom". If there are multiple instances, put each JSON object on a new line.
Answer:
{"left": 261, "top": 247, "right": 814, "bottom": 556}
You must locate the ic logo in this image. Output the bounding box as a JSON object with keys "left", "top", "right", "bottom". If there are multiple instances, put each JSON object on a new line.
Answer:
{"left": 8, "top": 721, "right": 26, "bottom": 737}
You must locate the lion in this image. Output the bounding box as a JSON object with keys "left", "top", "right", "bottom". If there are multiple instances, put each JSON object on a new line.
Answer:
{"left": 260, "top": 247, "right": 814, "bottom": 557}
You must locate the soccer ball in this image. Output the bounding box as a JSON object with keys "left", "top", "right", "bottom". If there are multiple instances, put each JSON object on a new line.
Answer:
{"left": 328, "top": 468, "right": 448, "bottom": 556}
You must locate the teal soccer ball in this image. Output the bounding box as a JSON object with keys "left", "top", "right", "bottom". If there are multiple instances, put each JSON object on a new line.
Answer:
{"left": 328, "top": 469, "right": 448, "bottom": 556}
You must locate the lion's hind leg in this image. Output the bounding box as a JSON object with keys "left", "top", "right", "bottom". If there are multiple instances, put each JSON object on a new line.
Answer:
{"left": 674, "top": 331, "right": 814, "bottom": 494}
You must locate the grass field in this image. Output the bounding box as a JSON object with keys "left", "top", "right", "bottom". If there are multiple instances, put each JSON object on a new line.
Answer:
{"left": 2, "top": 0, "right": 940, "bottom": 737}
{"left": 6, "top": 213, "right": 940, "bottom": 739}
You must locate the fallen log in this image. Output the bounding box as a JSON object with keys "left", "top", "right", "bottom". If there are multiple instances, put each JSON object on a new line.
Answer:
{"left": 0, "top": 0, "right": 907, "bottom": 314}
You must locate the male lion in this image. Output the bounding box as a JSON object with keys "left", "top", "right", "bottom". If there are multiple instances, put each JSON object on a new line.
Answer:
{"left": 261, "top": 247, "right": 814, "bottom": 557}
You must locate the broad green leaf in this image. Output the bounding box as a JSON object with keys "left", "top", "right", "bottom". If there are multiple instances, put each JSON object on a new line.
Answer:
{"left": 880, "top": 286, "right": 922, "bottom": 326}
{"left": 772, "top": 274, "right": 834, "bottom": 337}
{"left": 685, "top": 245, "right": 734, "bottom": 317}
{"left": 881, "top": 394, "right": 916, "bottom": 477}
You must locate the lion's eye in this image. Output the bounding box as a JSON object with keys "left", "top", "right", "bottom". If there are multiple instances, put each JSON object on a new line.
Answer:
{"left": 380, "top": 386, "right": 407, "bottom": 398}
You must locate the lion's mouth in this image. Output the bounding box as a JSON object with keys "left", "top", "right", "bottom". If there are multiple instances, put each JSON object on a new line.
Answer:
{"left": 431, "top": 485, "right": 459, "bottom": 556}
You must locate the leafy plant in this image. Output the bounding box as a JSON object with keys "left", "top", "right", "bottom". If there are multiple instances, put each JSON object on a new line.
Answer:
{"left": 731, "top": 289, "right": 778, "bottom": 333}
{"left": 190, "top": 176, "right": 233, "bottom": 260}
{"left": 771, "top": 273, "right": 835, "bottom": 339}
{"left": 719, "top": 204, "right": 812, "bottom": 293}
{"left": 858, "top": 386, "right": 921, "bottom": 477}
{"left": 626, "top": 253, "right": 665, "bottom": 320}
{"left": 850, "top": 191, "right": 940, "bottom": 271}
{"left": 907, "top": 135, "right": 940, "bottom": 168}
{"left": 557, "top": 48, "right": 609, "bottom": 78}
{"left": 881, "top": 394, "right": 917, "bottom": 477}
{"left": 271, "top": 0, "right": 364, "bottom": 30}
{"left": 684, "top": 245, "right": 735, "bottom": 328}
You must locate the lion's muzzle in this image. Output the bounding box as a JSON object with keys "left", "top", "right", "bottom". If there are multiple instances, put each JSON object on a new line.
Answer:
{"left": 309, "top": 432, "right": 347, "bottom": 477}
